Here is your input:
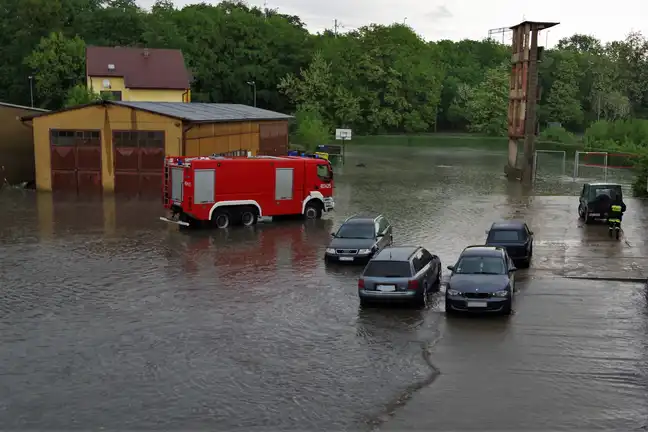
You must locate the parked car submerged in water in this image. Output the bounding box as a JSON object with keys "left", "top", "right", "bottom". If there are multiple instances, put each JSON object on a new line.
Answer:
{"left": 445, "top": 246, "right": 517, "bottom": 316}
{"left": 324, "top": 213, "right": 393, "bottom": 264}
{"left": 358, "top": 246, "right": 441, "bottom": 307}
{"left": 485, "top": 220, "right": 533, "bottom": 268}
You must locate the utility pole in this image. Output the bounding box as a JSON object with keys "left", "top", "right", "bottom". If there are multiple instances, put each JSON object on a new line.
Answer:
{"left": 334, "top": 19, "right": 338, "bottom": 36}
{"left": 28, "top": 75, "right": 34, "bottom": 107}
{"left": 247, "top": 81, "right": 256, "bottom": 107}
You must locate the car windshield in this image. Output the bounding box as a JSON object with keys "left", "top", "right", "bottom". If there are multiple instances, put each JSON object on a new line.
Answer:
{"left": 455, "top": 256, "right": 506, "bottom": 275}
{"left": 363, "top": 261, "right": 412, "bottom": 278}
{"left": 488, "top": 230, "right": 521, "bottom": 241}
{"left": 335, "top": 223, "right": 374, "bottom": 239}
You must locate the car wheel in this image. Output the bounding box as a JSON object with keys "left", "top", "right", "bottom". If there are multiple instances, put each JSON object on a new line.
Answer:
{"left": 444, "top": 299, "right": 456, "bottom": 316}
{"left": 415, "top": 285, "right": 428, "bottom": 308}
{"left": 212, "top": 211, "right": 230, "bottom": 229}
{"left": 240, "top": 207, "right": 258, "bottom": 227}
{"left": 501, "top": 299, "right": 512, "bottom": 316}
{"left": 436, "top": 270, "right": 442, "bottom": 291}
{"left": 304, "top": 203, "right": 322, "bottom": 220}
{"left": 584, "top": 208, "right": 592, "bottom": 224}
{"left": 359, "top": 298, "right": 370, "bottom": 308}
{"left": 578, "top": 205, "right": 585, "bottom": 220}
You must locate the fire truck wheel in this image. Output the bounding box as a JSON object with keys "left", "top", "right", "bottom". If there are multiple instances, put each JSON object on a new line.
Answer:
{"left": 240, "top": 208, "right": 258, "bottom": 226}
{"left": 212, "top": 211, "right": 230, "bottom": 229}
{"left": 304, "top": 202, "right": 323, "bottom": 219}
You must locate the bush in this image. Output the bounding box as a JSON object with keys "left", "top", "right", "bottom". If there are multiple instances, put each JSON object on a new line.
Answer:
{"left": 584, "top": 119, "right": 648, "bottom": 151}
{"left": 539, "top": 125, "right": 576, "bottom": 144}
{"left": 583, "top": 119, "right": 648, "bottom": 197}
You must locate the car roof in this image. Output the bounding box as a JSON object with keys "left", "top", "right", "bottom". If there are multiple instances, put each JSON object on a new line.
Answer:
{"left": 490, "top": 220, "right": 526, "bottom": 230}
{"left": 343, "top": 213, "right": 383, "bottom": 224}
{"left": 587, "top": 182, "right": 622, "bottom": 187}
{"left": 460, "top": 245, "right": 505, "bottom": 257}
{"left": 373, "top": 246, "right": 420, "bottom": 262}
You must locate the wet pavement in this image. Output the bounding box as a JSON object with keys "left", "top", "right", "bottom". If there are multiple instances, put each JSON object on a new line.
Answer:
{"left": 0, "top": 144, "right": 647, "bottom": 430}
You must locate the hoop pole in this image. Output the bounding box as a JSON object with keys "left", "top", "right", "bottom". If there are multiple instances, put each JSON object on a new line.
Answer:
{"left": 604, "top": 152, "right": 608, "bottom": 181}
{"left": 573, "top": 151, "right": 579, "bottom": 180}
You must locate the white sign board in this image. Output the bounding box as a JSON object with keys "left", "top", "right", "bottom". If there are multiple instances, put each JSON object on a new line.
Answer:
{"left": 335, "top": 129, "right": 352, "bottom": 140}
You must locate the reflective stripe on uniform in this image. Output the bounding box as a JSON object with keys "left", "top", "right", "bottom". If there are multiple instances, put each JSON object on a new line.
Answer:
{"left": 611, "top": 205, "right": 622, "bottom": 212}
{"left": 608, "top": 218, "right": 621, "bottom": 223}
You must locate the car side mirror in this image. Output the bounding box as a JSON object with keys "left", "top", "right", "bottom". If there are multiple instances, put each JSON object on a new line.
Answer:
{"left": 509, "top": 267, "right": 517, "bottom": 272}
{"left": 447, "top": 265, "right": 455, "bottom": 271}
{"left": 529, "top": 231, "right": 534, "bottom": 235}
{"left": 330, "top": 232, "right": 335, "bottom": 237}
{"left": 485, "top": 230, "right": 489, "bottom": 235}
{"left": 376, "top": 233, "right": 383, "bottom": 237}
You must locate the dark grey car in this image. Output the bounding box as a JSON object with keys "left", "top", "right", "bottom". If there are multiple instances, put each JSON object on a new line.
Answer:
{"left": 445, "top": 246, "right": 517, "bottom": 316}
{"left": 358, "top": 246, "right": 441, "bottom": 307}
{"left": 324, "top": 213, "right": 393, "bottom": 264}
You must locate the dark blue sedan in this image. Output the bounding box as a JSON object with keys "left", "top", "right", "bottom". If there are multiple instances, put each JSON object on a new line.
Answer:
{"left": 445, "top": 246, "right": 517, "bottom": 316}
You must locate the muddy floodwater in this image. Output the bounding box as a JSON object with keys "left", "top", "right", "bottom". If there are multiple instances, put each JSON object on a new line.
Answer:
{"left": 1, "top": 144, "right": 647, "bottom": 430}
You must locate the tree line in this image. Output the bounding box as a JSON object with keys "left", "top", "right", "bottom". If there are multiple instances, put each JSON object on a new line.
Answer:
{"left": 2, "top": 0, "right": 648, "bottom": 138}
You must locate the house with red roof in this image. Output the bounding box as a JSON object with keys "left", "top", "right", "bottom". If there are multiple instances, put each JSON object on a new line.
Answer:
{"left": 86, "top": 46, "right": 191, "bottom": 102}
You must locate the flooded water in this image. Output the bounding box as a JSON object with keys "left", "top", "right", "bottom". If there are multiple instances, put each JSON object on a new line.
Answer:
{"left": 1, "top": 144, "right": 647, "bottom": 430}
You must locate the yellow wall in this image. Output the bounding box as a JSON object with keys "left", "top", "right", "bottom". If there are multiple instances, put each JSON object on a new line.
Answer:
{"left": 0, "top": 104, "right": 47, "bottom": 184}
{"left": 184, "top": 122, "right": 260, "bottom": 156}
{"left": 32, "top": 104, "right": 182, "bottom": 192}
{"left": 87, "top": 76, "right": 190, "bottom": 102}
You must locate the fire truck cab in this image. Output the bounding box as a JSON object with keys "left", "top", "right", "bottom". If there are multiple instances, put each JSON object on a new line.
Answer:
{"left": 161, "top": 155, "right": 335, "bottom": 228}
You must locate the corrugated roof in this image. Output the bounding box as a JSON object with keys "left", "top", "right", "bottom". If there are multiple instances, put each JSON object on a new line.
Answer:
{"left": 112, "top": 101, "right": 293, "bottom": 123}
{"left": 19, "top": 101, "right": 293, "bottom": 123}
{"left": 0, "top": 101, "right": 49, "bottom": 112}
{"left": 86, "top": 46, "right": 191, "bottom": 90}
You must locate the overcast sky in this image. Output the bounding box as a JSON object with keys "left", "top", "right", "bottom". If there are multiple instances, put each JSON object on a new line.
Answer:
{"left": 138, "top": 0, "right": 647, "bottom": 47}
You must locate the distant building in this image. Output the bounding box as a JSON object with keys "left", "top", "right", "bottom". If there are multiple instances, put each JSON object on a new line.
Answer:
{"left": 86, "top": 46, "right": 192, "bottom": 103}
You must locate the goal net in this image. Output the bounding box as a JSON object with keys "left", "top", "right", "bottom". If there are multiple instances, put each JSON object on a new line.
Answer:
{"left": 573, "top": 151, "right": 637, "bottom": 183}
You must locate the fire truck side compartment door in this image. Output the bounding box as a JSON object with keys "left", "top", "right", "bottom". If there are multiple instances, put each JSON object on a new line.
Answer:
{"left": 171, "top": 167, "right": 184, "bottom": 203}
{"left": 194, "top": 169, "right": 215, "bottom": 203}
{"left": 275, "top": 168, "right": 294, "bottom": 200}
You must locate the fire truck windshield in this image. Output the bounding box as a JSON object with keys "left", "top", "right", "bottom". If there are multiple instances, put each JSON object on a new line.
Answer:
{"left": 317, "top": 164, "right": 332, "bottom": 181}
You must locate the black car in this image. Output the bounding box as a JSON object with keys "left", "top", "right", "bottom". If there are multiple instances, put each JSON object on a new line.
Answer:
{"left": 324, "top": 213, "right": 393, "bottom": 264}
{"left": 578, "top": 182, "right": 623, "bottom": 224}
{"left": 445, "top": 246, "right": 517, "bottom": 316}
{"left": 358, "top": 246, "right": 442, "bottom": 307}
{"left": 484, "top": 220, "right": 533, "bottom": 268}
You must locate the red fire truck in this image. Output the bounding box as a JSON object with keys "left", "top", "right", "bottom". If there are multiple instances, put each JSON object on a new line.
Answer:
{"left": 159, "top": 155, "right": 335, "bottom": 228}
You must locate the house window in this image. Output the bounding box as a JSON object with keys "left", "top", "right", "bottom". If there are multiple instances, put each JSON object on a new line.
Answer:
{"left": 100, "top": 91, "right": 122, "bottom": 101}
{"left": 50, "top": 130, "right": 100, "bottom": 146}
{"left": 113, "top": 131, "right": 164, "bottom": 148}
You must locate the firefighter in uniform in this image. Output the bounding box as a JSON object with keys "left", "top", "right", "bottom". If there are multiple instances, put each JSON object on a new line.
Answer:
{"left": 607, "top": 198, "right": 626, "bottom": 234}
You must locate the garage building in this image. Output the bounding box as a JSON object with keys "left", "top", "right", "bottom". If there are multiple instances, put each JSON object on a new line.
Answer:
{"left": 0, "top": 102, "right": 49, "bottom": 186}
{"left": 21, "top": 101, "right": 292, "bottom": 195}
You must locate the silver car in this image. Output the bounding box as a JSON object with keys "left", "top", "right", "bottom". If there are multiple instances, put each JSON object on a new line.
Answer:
{"left": 357, "top": 246, "right": 442, "bottom": 307}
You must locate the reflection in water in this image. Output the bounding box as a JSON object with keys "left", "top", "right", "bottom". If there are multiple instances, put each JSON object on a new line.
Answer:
{"left": 0, "top": 144, "right": 647, "bottom": 430}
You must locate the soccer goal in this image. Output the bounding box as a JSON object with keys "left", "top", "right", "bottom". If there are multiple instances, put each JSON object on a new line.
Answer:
{"left": 572, "top": 151, "right": 637, "bottom": 182}
{"left": 533, "top": 150, "right": 566, "bottom": 181}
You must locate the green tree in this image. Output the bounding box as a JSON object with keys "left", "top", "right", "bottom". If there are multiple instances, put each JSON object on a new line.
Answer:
{"left": 63, "top": 84, "right": 103, "bottom": 106}
{"left": 465, "top": 64, "right": 509, "bottom": 136}
{"left": 543, "top": 51, "right": 584, "bottom": 128}
{"left": 23, "top": 31, "right": 86, "bottom": 109}
{"left": 292, "top": 106, "right": 331, "bottom": 151}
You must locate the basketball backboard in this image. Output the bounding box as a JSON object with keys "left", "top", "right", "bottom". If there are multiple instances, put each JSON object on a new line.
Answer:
{"left": 335, "top": 129, "right": 352, "bottom": 140}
